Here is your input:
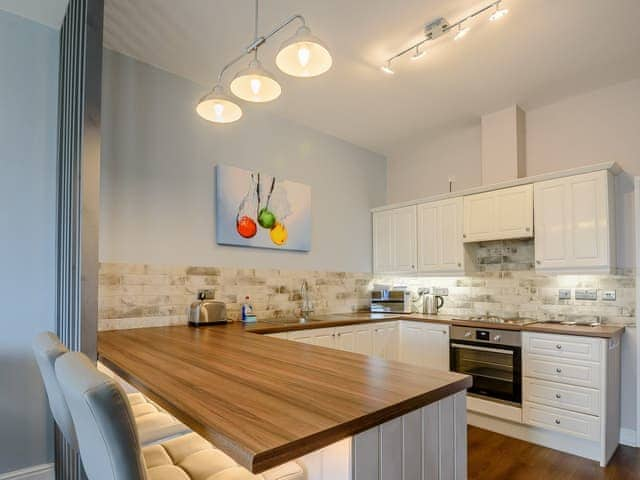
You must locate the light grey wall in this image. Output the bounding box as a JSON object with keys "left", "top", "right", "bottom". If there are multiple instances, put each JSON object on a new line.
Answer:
{"left": 100, "top": 49, "right": 386, "bottom": 272}
{"left": 386, "top": 124, "right": 481, "bottom": 204}
{"left": 0, "top": 11, "right": 58, "bottom": 474}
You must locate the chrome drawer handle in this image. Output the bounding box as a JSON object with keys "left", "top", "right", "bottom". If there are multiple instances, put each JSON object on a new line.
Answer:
{"left": 555, "top": 419, "right": 561, "bottom": 425}
{"left": 555, "top": 368, "right": 562, "bottom": 373}
{"left": 556, "top": 344, "right": 562, "bottom": 349}
{"left": 555, "top": 393, "right": 562, "bottom": 399}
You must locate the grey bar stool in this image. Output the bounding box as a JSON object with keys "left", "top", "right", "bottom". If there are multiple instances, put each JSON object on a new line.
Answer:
{"left": 55, "top": 351, "right": 304, "bottom": 480}
{"left": 33, "top": 332, "right": 189, "bottom": 447}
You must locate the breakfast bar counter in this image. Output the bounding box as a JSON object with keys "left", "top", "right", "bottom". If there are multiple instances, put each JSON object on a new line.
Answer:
{"left": 98, "top": 324, "right": 471, "bottom": 476}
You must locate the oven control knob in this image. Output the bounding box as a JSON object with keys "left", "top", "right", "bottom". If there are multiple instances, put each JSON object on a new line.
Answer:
{"left": 464, "top": 331, "right": 472, "bottom": 338}
{"left": 493, "top": 335, "right": 501, "bottom": 342}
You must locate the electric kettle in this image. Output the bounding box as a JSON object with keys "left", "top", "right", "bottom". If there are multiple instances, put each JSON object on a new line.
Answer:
{"left": 423, "top": 294, "right": 444, "bottom": 315}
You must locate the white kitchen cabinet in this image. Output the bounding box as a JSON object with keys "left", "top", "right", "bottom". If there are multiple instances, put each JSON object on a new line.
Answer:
{"left": 417, "top": 198, "right": 464, "bottom": 274}
{"left": 399, "top": 321, "right": 450, "bottom": 371}
{"left": 522, "top": 331, "right": 621, "bottom": 466}
{"left": 335, "top": 324, "right": 373, "bottom": 354}
{"left": 372, "top": 206, "right": 417, "bottom": 274}
{"left": 534, "top": 170, "right": 615, "bottom": 273}
{"left": 352, "top": 324, "right": 374, "bottom": 355}
{"left": 288, "top": 328, "right": 335, "bottom": 347}
{"left": 463, "top": 184, "right": 533, "bottom": 242}
{"left": 371, "top": 323, "right": 399, "bottom": 360}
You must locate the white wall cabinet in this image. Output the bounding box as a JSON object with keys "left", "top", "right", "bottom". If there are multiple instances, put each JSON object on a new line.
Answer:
{"left": 533, "top": 170, "right": 615, "bottom": 274}
{"left": 372, "top": 206, "right": 417, "bottom": 274}
{"left": 463, "top": 184, "right": 533, "bottom": 243}
{"left": 399, "top": 321, "right": 450, "bottom": 371}
{"left": 417, "top": 198, "right": 464, "bottom": 274}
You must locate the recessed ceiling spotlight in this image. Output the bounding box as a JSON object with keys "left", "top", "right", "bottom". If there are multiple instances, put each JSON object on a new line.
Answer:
{"left": 489, "top": 2, "right": 509, "bottom": 21}
{"left": 454, "top": 23, "right": 470, "bottom": 40}
{"left": 381, "top": 60, "right": 395, "bottom": 74}
{"left": 411, "top": 46, "right": 426, "bottom": 60}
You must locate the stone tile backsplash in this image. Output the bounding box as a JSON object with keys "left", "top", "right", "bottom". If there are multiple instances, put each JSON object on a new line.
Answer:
{"left": 99, "top": 263, "right": 371, "bottom": 330}
{"left": 99, "top": 240, "right": 634, "bottom": 330}
{"left": 375, "top": 239, "right": 635, "bottom": 326}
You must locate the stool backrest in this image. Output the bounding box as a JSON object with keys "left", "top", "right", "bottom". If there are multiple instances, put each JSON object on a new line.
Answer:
{"left": 55, "top": 351, "right": 147, "bottom": 480}
{"left": 32, "top": 332, "right": 78, "bottom": 449}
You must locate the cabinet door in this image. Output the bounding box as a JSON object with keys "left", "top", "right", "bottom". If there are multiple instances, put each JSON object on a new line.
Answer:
{"left": 417, "top": 202, "right": 439, "bottom": 271}
{"left": 464, "top": 185, "right": 533, "bottom": 242}
{"left": 534, "top": 170, "right": 613, "bottom": 273}
{"left": 335, "top": 326, "right": 355, "bottom": 352}
{"left": 372, "top": 206, "right": 417, "bottom": 274}
{"left": 372, "top": 325, "right": 386, "bottom": 358}
{"left": 463, "top": 191, "right": 494, "bottom": 242}
{"left": 373, "top": 210, "right": 394, "bottom": 273}
{"left": 400, "top": 322, "right": 426, "bottom": 366}
{"left": 313, "top": 330, "right": 336, "bottom": 348}
{"left": 417, "top": 198, "right": 464, "bottom": 274}
{"left": 393, "top": 206, "right": 417, "bottom": 273}
{"left": 400, "top": 322, "right": 449, "bottom": 370}
{"left": 495, "top": 184, "right": 533, "bottom": 239}
{"left": 422, "top": 325, "right": 450, "bottom": 371}
{"left": 534, "top": 180, "right": 568, "bottom": 270}
{"left": 353, "top": 325, "right": 373, "bottom": 355}
{"left": 288, "top": 329, "right": 318, "bottom": 344}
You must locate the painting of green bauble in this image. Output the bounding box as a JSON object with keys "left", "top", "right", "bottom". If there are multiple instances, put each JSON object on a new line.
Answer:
{"left": 258, "top": 207, "right": 276, "bottom": 229}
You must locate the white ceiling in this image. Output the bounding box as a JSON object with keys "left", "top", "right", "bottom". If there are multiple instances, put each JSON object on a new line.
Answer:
{"left": 0, "top": 0, "right": 67, "bottom": 28}
{"left": 4, "top": 1, "right": 640, "bottom": 154}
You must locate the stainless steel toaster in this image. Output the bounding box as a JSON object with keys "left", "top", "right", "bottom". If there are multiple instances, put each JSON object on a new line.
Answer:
{"left": 189, "top": 300, "right": 228, "bottom": 327}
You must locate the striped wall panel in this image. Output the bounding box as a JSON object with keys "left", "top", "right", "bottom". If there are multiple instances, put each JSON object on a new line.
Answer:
{"left": 56, "top": 0, "right": 103, "bottom": 478}
{"left": 353, "top": 391, "right": 467, "bottom": 480}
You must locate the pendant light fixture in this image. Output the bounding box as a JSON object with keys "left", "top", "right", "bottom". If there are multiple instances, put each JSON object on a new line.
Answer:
{"left": 196, "top": 85, "right": 243, "bottom": 124}
{"left": 275, "top": 25, "right": 332, "bottom": 77}
{"left": 197, "top": 0, "right": 332, "bottom": 124}
{"left": 230, "top": 57, "right": 282, "bottom": 102}
{"left": 380, "top": 0, "right": 511, "bottom": 74}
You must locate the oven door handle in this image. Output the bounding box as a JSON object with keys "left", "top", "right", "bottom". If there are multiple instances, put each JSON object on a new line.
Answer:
{"left": 450, "top": 343, "right": 514, "bottom": 355}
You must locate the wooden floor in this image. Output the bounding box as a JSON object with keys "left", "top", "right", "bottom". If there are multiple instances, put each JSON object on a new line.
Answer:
{"left": 468, "top": 426, "right": 640, "bottom": 480}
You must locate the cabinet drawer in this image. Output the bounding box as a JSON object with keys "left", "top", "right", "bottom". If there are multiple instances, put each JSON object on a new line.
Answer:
{"left": 524, "top": 378, "right": 601, "bottom": 416}
{"left": 524, "top": 354, "right": 601, "bottom": 389}
{"left": 523, "top": 402, "right": 600, "bottom": 441}
{"left": 524, "top": 332, "right": 602, "bottom": 362}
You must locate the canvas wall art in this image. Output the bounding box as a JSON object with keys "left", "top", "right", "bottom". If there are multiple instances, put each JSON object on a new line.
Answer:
{"left": 215, "top": 165, "right": 311, "bottom": 251}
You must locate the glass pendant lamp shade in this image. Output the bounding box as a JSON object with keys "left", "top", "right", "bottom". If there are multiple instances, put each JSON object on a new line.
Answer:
{"left": 196, "top": 85, "right": 242, "bottom": 123}
{"left": 230, "top": 59, "right": 282, "bottom": 103}
{"left": 275, "top": 25, "right": 332, "bottom": 77}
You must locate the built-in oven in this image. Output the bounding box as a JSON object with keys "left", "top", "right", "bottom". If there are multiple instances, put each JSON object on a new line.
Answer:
{"left": 449, "top": 326, "right": 522, "bottom": 405}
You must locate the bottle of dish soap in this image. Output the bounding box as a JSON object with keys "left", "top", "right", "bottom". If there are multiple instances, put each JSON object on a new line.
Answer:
{"left": 241, "top": 296, "right": 256, "bottom": 323}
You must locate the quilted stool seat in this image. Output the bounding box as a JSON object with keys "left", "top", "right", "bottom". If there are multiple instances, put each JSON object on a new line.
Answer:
{"left": 127, "top": 392, "right": 190, "bottom": 445}
{"left": 143, "top": 433, "right": 304, "bottom": 480}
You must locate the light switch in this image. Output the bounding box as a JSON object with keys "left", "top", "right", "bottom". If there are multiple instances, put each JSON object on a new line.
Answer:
{"left": 602, "top": 290, "right": 616, "bottom": 301}
{"left": 558, "top": 289, "right": 571, "bottom": 300}
{"left": 432, "top": 287, "right": 449, "bottom": 296}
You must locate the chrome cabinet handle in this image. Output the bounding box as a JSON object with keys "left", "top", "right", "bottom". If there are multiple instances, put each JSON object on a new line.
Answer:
{"left": 556, "top": 368, "right": 562, "bottom": 373}
{"left": 457, "top": 262, "right": 462, "bottom": 267}
{"left": 555, "top": 393, "right": 562, "bottom": 399}
{"left": 536, "top": 260, "right": 541, "bottom": 265}
{"left": 556, "top": 344, "right": 562, "bottom": 349}
{"left": 555, "top": 419, "right": 561, "bottom": 425}
{"left": 463, "top": 234, "right": 467, "bottom": 238}
{"left": 525, "top": 227, "right": 530, "bottom": 232}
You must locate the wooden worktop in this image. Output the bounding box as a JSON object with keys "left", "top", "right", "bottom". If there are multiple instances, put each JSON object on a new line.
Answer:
{"left": 98, "top": 324, "right": 471, "bottom": 473}
{"left": 247, "top": 313, "right": 626, "bottom": 338}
